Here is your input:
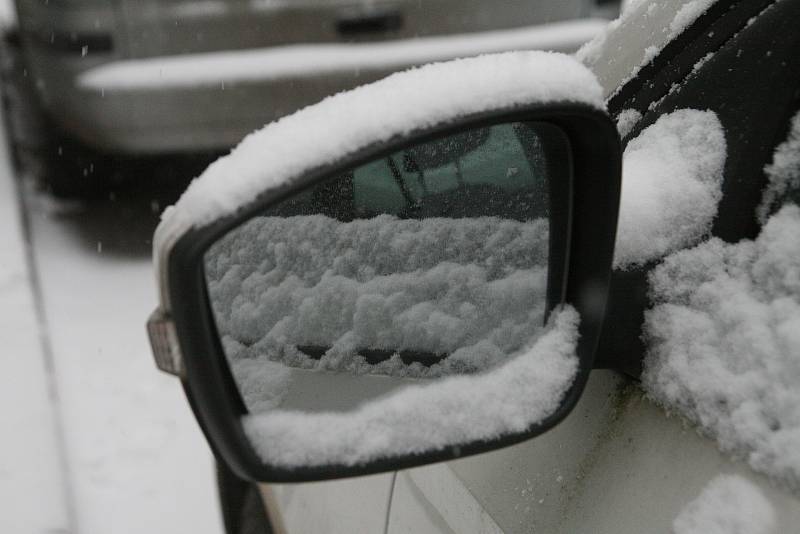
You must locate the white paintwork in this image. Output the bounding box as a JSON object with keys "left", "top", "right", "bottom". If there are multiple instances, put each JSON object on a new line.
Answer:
{"left": 267, "top": 473, "right": 394, "bottom": 533}
{"left": 557, "top": 380, "right": 800, "bottom": 533}
{"left": 432, "top": 370, "right": 628, "bottom": 533}
{"left": 388, "top": 465, "right": 504, "bottom": 534}
{"left": 408, "top": 371, "right": 800, "bottom": 533}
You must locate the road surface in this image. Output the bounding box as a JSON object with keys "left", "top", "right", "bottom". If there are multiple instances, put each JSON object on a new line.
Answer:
{"left": 0, "top": 35, "right": 224, "bottom": 534}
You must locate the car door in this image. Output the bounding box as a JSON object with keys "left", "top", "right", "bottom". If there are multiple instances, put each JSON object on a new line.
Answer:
{"left": 387, "top": 1, "right": 800, "bottom": 532}
{"left": 116, "top": 0, "right": 600, "bottom": 59}
{"left": 267, "top": 474, "right": 394, "bottom": 534}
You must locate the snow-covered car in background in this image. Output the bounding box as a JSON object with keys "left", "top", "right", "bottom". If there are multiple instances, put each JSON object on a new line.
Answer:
{"left": 11, "top": 0, "right": 615, "bottom": 195}
{"left": 148, "top": 0, "right": 800, "bottom": 532}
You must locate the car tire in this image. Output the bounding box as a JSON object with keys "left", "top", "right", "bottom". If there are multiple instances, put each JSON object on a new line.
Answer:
{"left": 0, "top": 30, "right": 109, "bottom": 198}
{"left": 41, "top": 129, "right": 116, "bottom": 198}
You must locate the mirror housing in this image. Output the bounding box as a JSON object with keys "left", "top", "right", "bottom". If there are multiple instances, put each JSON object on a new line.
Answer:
{"left": 148, "top": 52, "right": 621, "bottom": 482}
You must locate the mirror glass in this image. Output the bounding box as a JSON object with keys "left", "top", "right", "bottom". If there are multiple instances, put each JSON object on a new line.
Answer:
{"left": 203, "top": 121, "right": 572, "bottom": 465}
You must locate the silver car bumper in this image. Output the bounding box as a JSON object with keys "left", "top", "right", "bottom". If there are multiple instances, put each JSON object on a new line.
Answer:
{"left": 65, "top": 19, "right": 605, "bottom": 154}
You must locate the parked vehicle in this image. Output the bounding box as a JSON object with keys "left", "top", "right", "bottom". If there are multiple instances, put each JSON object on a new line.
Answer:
{"left": 148, "top": 0, "right": 800, "bottom": 532}
{"left": 11, "top": 0, "right": 614, "bottom": 195}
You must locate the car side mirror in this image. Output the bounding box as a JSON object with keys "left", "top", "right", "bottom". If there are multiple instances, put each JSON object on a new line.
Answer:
{"left": 147, "top": 52, "right": 621, "bottom": 483}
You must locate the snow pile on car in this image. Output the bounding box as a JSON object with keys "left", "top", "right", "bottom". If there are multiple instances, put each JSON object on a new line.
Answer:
{"left": 643, "top": 203, "right": 800, "bottom": 488}
{"left": 158, "top": 51, "right": 603, "bottom": 230}
{"left": 615, "top": 108, "right": 642, "bottom": 138}
{"left": 205, "top": 214, "right": 549, "bottom": 379}
{"left": 614, "top": 109, "right": 726, "bottom": 269}
{"left": 758, "top": 111, "right": 800, "bottom": 224}
{"left": 673, "top": 474, "right": 775, "bottom": 534}
{"left": 669, "top": 0, "right": 718, "bottom": 36}
{"left": 242, "top": 306, "right": 580, "bottom": 467}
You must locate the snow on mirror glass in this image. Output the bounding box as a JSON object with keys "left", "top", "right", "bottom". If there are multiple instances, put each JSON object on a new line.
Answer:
{"left": 202, "top": 121, "right": 574, "bottom": 465}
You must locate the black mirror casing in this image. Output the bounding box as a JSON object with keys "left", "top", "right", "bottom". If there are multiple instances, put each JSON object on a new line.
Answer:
{"left": 161, "top": 103, "right": 621, "bottom": 483}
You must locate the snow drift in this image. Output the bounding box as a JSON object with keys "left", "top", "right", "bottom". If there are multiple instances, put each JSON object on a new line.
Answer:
{"left": 644, "top": 204, "right": 800, "bottom": 489}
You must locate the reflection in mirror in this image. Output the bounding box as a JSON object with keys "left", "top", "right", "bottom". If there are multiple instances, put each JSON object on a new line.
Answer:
{"left": 204, "top": 121, "right": 565, "bottom": 431}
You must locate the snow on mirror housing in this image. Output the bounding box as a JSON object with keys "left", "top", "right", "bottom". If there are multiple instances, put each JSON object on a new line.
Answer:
{"left": 148, "top": 53, "right": 621, "bottom": 483}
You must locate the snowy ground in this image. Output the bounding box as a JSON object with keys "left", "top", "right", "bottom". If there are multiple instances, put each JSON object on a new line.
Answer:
{"left": 0, "top": 39, "right": 223, "bottom": 534}
{"left": 0, "top": 82, "right": 70, "bottom": 534}
{"left": 14, "top": 178, "right": 223, "bottom": 534}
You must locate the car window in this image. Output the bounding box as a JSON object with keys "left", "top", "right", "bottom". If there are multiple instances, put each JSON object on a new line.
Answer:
{"left": 351, "top": 123, "right": 549, "bottom": 219}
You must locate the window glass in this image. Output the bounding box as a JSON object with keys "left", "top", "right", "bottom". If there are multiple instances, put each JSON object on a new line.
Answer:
{"left": 203, "top": 120, "right": 566, "bottom": 415}
{"left": 351, "top": 122, "right": 549, "bottom": 221}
